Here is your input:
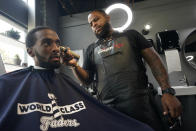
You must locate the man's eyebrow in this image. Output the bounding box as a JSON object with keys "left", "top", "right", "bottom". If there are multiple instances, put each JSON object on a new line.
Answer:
{"left": 41, "top": 38, "right": 52, "bottom": 43}
{"left": 89, "top": 17, "right": 97, "bottom": 26}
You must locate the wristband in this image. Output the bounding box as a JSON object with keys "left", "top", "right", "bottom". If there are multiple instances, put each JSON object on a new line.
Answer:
{"left": 162, "top": 88, "right": 176, "bottom": 95}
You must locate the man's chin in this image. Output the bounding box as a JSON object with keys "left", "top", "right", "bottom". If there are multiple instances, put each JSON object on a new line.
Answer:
{"left": 39, "top": 61, "right": 61, "bottom": 69}
{"left": 95, "top": 22, "right": 111, "bottom": 39}
{"left": 95, "top": 32, "right": 103, "bottom": 39}
{"left": 50, "top": 61, "right": 61, "bottom": 69}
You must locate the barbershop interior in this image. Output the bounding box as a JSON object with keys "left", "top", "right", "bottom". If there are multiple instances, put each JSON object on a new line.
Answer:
{"left": 0, "top": 0, "right": 196, "bottom": 131}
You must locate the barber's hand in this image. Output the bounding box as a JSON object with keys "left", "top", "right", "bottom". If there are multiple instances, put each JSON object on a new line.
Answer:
{"left": 61, "top": 47, "right": 78, "bottom": 67}
{"left": 161, "top": 94, "right": 182, "bottom": 118}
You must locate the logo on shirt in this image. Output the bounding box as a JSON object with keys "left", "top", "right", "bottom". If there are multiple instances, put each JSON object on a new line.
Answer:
{"left": 17, "top": 101, "right": 85, "bottom": 115}
{"left": 40, "top": 116, "right": 80, "bottom": 131}
{"left": 98, "top": 43, "right": 124, "bottom": 55}
{"left": 17, "top": 93, "right": 86, "bottom": 131}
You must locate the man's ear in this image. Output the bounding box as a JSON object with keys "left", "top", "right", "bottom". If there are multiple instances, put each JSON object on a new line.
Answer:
{"left": 27, "top": 47, "right": 35, "bottom": 57}
{"left": 106, "top": 15, "right": 110, "bottom": 22}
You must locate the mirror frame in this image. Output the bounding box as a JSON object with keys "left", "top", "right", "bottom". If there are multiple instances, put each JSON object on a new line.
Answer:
{"left": 182, "top": 30, "right": 196, "bottom": 70}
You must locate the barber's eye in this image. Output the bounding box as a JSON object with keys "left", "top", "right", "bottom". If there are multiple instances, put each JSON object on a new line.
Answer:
{"left": 95, "top": 17, "right": 99, "bottom": 21}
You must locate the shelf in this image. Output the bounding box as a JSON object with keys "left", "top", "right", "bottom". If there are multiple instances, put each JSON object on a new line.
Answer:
{"left": 158, "top": 86, "right": 196, "bottom": 96}
{"left": 4, "top": 63, "right": 24, "bottom": 73}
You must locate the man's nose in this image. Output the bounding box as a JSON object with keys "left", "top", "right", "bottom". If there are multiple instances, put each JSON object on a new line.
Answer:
{"left": 52, "top": 44, "right": 60, "bottom": 53}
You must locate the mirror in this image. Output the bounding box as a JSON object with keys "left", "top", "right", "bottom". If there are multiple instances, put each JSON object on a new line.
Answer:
{"left": 182, "top": 30, "right": 196, "bottom": 70}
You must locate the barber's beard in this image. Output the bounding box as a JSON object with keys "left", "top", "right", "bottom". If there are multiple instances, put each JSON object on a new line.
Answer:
{"left": 35, "top": 50, "right": 60, "bottom": 69}
{"left": 95, "top": 23, "right": 111, "bottom": 40}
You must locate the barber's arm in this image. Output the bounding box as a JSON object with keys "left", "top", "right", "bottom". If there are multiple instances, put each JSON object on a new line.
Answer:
{"left": 61, "top": 48, "right": 91, "bottom": 85}
{"left": 141, "top": 47, "right": 182, "bottom": 118}
{"left": 70, "top": 59, "right": 91, "bottom": 85}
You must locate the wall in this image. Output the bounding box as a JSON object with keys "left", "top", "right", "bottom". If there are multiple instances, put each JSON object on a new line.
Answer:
{"left": 59, "top": 0, "right": 196, "bottom": 85}
{"left": 35, "top": 0, "right": 61, "bottom": 33}
{"left": 58, "top": 11, "right": 96, "bottom": 49}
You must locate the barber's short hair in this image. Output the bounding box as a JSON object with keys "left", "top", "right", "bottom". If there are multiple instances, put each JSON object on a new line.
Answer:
{"left": 25, "top": 26, "right": 53, "bottom": 48}
{"left": 90, "top": 9, "right": 108, "bottom": 17}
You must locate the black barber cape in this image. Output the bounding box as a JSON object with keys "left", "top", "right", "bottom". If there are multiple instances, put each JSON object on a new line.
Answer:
{"left": 0, "top": 67, "right": 153, "bottom": 131}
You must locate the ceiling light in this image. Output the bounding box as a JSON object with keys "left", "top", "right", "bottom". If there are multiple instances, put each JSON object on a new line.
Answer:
{"left": 142, "top": 24, "right": 152, "bottom": 35}
{"left": 105, "top": 3, "right": 133, "bottom": 32}
{"left": 144, "top": 24, "right": 151, "bottom": 30}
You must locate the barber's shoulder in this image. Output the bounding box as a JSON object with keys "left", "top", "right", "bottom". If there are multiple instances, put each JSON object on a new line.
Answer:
{"left": 123, "top": 30, "right": 140, "bottom": 41}
{"left": 87, "top": 41, "right": 98, "bottom": 51}
{"left": 125, "top": 29, "right": 140, "bottom": 35}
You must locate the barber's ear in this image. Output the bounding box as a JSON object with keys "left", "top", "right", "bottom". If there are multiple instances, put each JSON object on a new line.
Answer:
{"left": 27, "top": 48, "right": 35, "bottom": 57}
{"left": 106, "top": 15, "right": 110, "bottom": 22}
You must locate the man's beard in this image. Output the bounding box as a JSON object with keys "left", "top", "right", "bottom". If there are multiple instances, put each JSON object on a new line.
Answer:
{"left": 35, "top": 50, "right": 60, "bottom": 69}
{"left": 95, "top": 23, "right": 111, "bottom": 40}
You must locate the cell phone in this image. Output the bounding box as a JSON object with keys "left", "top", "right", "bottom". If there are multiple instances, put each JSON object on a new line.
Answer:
{"left": 163, "top": 113, "right": 182, "bottom": 131}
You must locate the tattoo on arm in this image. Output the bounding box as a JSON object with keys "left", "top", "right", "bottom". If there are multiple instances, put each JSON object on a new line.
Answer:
{"left": 142, "top": 48, "right": 170, "bottom": 89}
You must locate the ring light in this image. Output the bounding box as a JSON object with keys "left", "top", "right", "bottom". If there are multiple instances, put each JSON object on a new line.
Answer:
{"left": 105, "top": 3, "right": 133, "bottom": 32}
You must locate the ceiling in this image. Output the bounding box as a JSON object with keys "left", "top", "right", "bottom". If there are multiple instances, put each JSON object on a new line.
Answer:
{"left": 58, "top": 0, "right": 144, "bottom": 16}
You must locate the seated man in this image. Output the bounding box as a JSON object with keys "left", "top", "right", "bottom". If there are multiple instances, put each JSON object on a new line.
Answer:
{"left": 0, "top": 26, "right": 153, "bottom": 131}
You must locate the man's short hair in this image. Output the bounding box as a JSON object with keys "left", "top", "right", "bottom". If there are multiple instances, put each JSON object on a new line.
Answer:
{"left": 25, "top": 26, "right": 53, "bottom": 48}
{"left": 90, "top": 9, "right": 107, "bottom": 17}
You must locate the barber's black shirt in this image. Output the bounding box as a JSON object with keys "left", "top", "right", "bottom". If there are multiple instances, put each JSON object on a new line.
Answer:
{"left": 84, "top": 30, "right": 165, "bottom": 131}
{"left": 83, "top": 29, "right": 153, "bottom": 117}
